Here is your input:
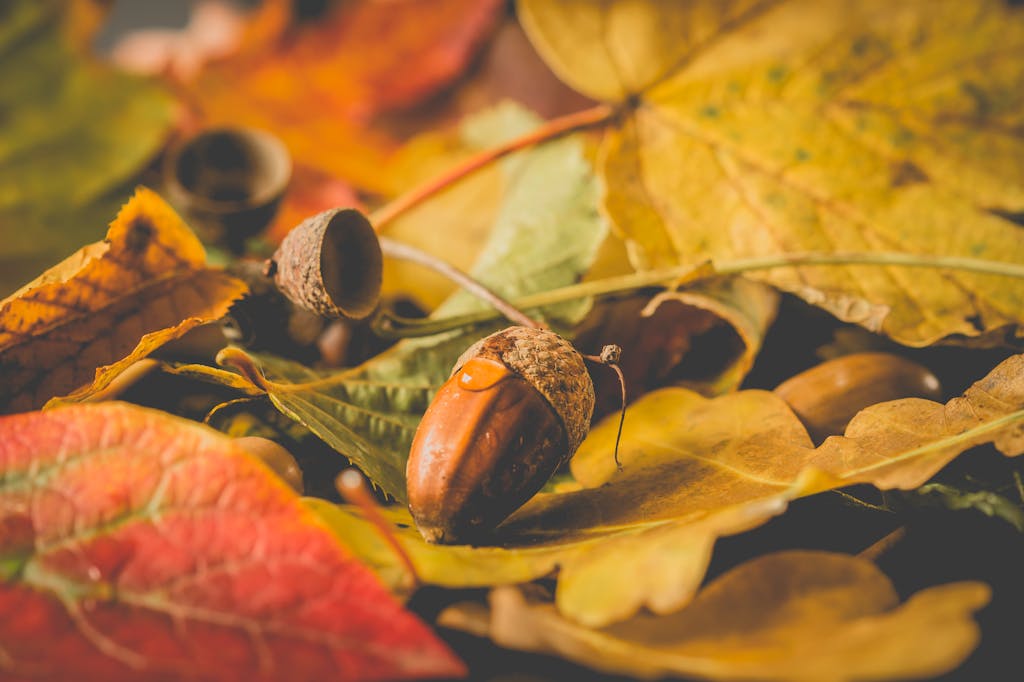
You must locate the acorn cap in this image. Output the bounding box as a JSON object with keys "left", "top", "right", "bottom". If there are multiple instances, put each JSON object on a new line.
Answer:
{"left": 164, "top": 126, "right": 291, "bottom": 252}
{"left": 453, "top": 326, "right": 595, "bottom": 454}
{"left": 272, "top": 208, "right": 382, "bottom": 320}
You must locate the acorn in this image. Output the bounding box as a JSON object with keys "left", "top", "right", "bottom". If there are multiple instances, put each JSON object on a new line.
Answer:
{"left": 406, "top": 326, "right": 596, "bottom": 544}
{"left": 774, "top": 352, "right": 942, "bottom": 444}
{"left": 234, "top": 436, "right": 304, "bottom": 494}
{"left": 269, "top": 207, "right": 383, "bottom": 320}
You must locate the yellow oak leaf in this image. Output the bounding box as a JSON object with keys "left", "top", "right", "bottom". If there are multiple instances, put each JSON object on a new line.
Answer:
{"left": 519, "top": 0, "right": 1024, "bottom": 345}
{"left": 313, "top": 353, "right": 1024, "bottom": 628}
{"left": 439, "top": 551, "right": 989, "bottom": 681}
{"left": 0, "top": 188, "right": 247, "bottom": 413}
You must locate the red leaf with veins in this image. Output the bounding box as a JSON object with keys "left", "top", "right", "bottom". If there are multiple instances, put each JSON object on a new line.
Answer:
{"left": 0, "top": 402, "right": 464, "bottom": 681}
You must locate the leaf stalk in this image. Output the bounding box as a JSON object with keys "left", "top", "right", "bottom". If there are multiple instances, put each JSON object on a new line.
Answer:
{"left": 379, "top": 236, "right": 544, "bottom": 330}
{"left": 376, "top": 251, "right": 1024, "bottom": 338}
{"left": 369, "top": 103, "right": 617, "bottom": 230}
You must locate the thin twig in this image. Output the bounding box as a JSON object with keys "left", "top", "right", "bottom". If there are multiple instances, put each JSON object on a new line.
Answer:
{"left": 582, "top": 345, "right": 627, "bottom": 471}
{"left": 370, "top": 103, "right": 617, "bottom": 230}
{"left": 379, "top": 236, "right": 543, "bottom": 330}
{"left": 375, "top": 251, "right": 1024, "bottom": 338}
{"left": 857, "top": 526, "right": 908, "bottom": 562}
{"left": 336, "top": 469, "right": 421, "bottom": 592}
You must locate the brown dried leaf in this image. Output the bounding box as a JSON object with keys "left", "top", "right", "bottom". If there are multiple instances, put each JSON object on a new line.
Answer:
{"left": 576, "top": 277, "right": 779, "bottom": 413}
{"left": 0, "top": 188, "right": 246, "bottom": 413}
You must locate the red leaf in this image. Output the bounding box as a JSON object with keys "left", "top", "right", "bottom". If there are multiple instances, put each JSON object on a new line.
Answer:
{"left": 0, "top": 403, "right": 464, "bottom": 681}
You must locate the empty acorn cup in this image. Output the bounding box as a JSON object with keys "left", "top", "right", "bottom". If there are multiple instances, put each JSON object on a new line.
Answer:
{"left": 164, "top": 126, "right": 291, "bottom": 252}
{"left": 269, "top": 208, "right": 383, "bottom": 320}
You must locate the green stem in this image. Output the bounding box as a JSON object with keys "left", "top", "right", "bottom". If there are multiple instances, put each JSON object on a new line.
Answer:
{"left": 375, "top": 251, "right": 1024, "bottom": 338}
{"left": 721, "top": 252, "right": 1024, "bottom": 279}
{"left": 833, "top": 489, "right": 893, "bottom": 514}
{"left": 379, "top": 236, "right": 544, "bottom": 330}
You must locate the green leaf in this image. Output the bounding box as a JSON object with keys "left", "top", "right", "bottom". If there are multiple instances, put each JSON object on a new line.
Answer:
{"left": 0, "top": 1, "right": 175, "bottom": 295}
{"left": 910, "top": 482, "right": 1024, "bottom": 531}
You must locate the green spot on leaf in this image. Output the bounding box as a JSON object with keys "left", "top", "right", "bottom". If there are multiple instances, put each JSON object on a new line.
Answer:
{"left": 767, "top": 65, "right": 787, "bottom": 83}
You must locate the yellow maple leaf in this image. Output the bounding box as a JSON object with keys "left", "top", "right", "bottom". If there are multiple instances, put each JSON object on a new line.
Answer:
{"left": 519, "top": 0, "right": 1024, "bottom": 345}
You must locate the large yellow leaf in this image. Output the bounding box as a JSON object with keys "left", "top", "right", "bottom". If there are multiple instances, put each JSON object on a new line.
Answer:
{"left": 315, "top": 353, "right": 1024, "bottom": 628}
{"left": 0, "top": 188, "right": 247, "bottom": 413}
{"left": 519, "top": 0, "right": 1024, "bottom": 345}
{"left": 439, "top": 551, "right": 989, "bottom": 681}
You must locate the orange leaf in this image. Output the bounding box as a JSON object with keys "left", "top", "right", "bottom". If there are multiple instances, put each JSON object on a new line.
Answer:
{"left": 0, "top": 188, "right": 247, "bottom": 413}
{"left": 0, "top": 402, "right": 465, "bottom": 681}
{"left": 186, "top": 0, "right": 504, "bottom": 196}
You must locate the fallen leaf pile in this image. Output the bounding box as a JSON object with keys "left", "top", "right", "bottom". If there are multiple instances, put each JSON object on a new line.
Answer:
{"left": 3, "top": 0, "right": 1024, "bottom": 680}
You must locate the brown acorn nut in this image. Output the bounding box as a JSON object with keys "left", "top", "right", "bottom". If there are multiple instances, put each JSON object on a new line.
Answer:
{"left": 406, "top": 326, "right": 595, "bottom": 544}
{"left": 271, "top": 208, "right": 383, "bottom": 320}
{"left": 774, "top": 352, "right": 942, "bottom": 444}
{"left": 235, "top": 436, "right": 304, "bottom": 494}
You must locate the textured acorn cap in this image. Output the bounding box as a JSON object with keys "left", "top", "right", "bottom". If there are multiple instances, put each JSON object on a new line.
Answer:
{"left": 453, "top": 326, "right": 595, "bottom": 454}
{"left": 272, "top": 208, "right": 382, "bottom": 320}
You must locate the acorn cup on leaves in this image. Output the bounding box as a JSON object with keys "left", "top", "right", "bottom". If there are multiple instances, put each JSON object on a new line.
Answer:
{"left": 164, "top": 126, "right": 291, "bottom": 253}
{"left": 406, "top": 326, "right": 596, "bottom": 544}
{"left": 269, "top": 207, "right": 383, "bottom": 320}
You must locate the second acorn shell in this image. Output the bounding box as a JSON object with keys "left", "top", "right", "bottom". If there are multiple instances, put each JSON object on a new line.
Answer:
{"left": 272, "top": 208, "right": 383, "bottom": 320}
